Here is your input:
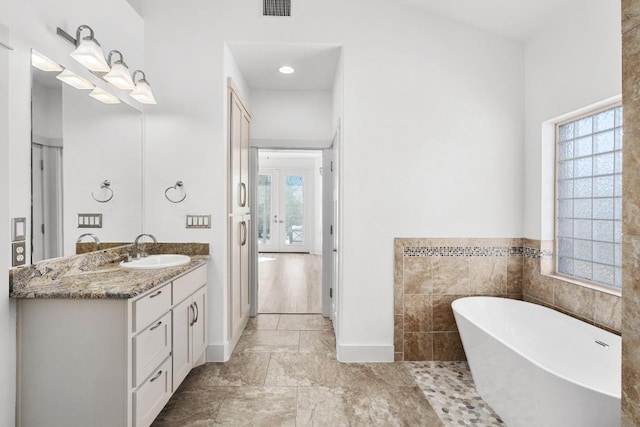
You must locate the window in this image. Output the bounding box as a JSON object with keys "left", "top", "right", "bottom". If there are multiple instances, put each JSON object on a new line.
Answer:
{"left": 556, "top": 105, "right": 622, "bottom": 288}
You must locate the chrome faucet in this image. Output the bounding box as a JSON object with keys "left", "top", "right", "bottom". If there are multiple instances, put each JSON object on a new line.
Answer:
{"left": 133, "top": 233, "right": 158, "bottom": 258}
{"left": 76, "top": 233, "right": 101, "bottom": 250}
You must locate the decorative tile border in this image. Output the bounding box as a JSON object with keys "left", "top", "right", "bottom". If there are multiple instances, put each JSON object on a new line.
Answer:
{"left": 402, "top": 244, "right": 552, "bottom": 259}
{"left": 522, "top": 246, "right": 553, "bottom": 260}
{"left": 404, "top": 246, "right": 523, "bottom": 257}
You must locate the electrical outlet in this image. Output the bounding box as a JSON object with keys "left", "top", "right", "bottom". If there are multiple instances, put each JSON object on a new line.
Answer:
{"left": 12, "top": 241, "right": 26, "bottom": 267}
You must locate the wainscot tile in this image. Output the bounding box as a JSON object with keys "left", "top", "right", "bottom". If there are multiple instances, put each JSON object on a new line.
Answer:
{"left": 432, "top": 257, "right": 470, "bottom": 294}
{"left": 404, "top": 332, "right": 433, "bottom": 361}
{"left": 404, "top": 294, "right": 432, "bottom": 332}
{"left": 433, "top": 332, "right": 466, "bottom": 361}
{"left": 403, "top": 256, "right": 432, "bottom": 294}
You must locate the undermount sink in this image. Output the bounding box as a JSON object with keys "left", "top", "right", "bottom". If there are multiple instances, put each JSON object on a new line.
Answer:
{"left": 120, "top": 254, "right": 191, "bottom": 270}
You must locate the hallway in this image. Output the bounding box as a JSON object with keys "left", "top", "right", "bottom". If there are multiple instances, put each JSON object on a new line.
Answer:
{"left": 258, "top": 254, "right": 322, "bottom": 314}
{"left": 153, "top": 314, "right": 443, "bottom": 426}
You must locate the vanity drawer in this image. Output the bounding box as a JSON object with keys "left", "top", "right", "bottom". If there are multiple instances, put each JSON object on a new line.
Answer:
{"left": 134, "top": 357, "right": 172, "bottom": 427}
{"left": 133, "top": 283, "right": 171, "bottom": 333}
{"left": 173, "top": 265, "right": 207, "bottom": 305}
{"left": 133, "top": 311, "right": 172, "bottom": 387}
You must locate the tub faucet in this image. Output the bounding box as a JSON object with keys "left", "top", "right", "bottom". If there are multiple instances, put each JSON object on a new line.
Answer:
{"left": 133, "top": 233, "right": 158, "bottom": 258}
{"left": 76, "top": 233, "right": 101, "bottom": 251}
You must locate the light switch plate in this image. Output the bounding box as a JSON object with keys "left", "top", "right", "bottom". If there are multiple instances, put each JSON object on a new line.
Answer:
{"left": 186, "top": 214, "right": 211, "bottom": 229}
{"left": 78, "top": 213, "right": 103, "bottom": 228}
{"left": 12, "top": 241, "right": 26, "bottom": 267}
{"left": 11, "top": 217, "right": 26, "bottom": 241}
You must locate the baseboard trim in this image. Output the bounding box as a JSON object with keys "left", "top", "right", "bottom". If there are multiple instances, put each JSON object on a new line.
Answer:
{"left": 336, "top": 344, "right": 394, "bottom": 362}
{"left": 208, "top": 316, "right": 249, "bottom": 362}
{"left": 206, "top": 342, "right": 230, "bottom": 362}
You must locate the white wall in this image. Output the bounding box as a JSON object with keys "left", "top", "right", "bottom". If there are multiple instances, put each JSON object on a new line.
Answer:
{"left": 1, "top": 1, "right": 144, "bottom": 422}
{"left": 63, "top": 86, "right": 143, "bottom": 255}
{"left": 31, "top": 81, "right": 62, "bottom": 143}
{"left": 5, "top": 0, "right": 144, "bottom": 262}
{"left": 0, "top": 22, "right": 16, "bottom": 427}
{"left": 144, "top": 0, "right": 524, "bottom": 361}
{"left": 523, "top": 0, "right": 621, "bottom": 239}
{"left": 251, "top": 90, "right": 333, "bottom": 147}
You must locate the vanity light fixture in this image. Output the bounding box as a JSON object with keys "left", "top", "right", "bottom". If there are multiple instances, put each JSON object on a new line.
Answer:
{"left": 31, "top": 50, "right": 63, "bottom": 72}
{"left": 89, "top": 87, "right": 121, "bottom": 104}
{"left": 103, "top": 50, "right": 135, "bottom": 90}
{"left": 68, "top": 25, "right": 110, "bottom": 72}
{"left": 56, "top": 69, "right": 94, "bottom": 90}
{"left": 278, "top": 65, "right": 295, "bottom": 74}
{"left": 130, "top": 70, "right": 157, "bottom": 104}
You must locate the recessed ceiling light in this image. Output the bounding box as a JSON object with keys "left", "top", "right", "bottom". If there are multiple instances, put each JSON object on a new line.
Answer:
{"left": 278, "top": 65, "right": 295, "bottom": 75}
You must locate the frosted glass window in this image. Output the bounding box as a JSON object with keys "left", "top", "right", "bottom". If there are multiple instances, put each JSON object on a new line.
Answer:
{"left": 555, "top": 104, "right": 622, "bottom": 289}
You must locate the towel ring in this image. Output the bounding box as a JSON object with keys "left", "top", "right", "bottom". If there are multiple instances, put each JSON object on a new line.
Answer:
{"left": 91, "top": 180, "right": 114, "bottom": 203}
{"left": 165, "top": 180, "right": 186, "bottom": 203}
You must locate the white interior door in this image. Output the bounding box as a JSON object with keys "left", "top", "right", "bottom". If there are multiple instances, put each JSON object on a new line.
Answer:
{"left": 258, "top": 169, "right": 309, "bottom": 253}
{"left": 31, "top": 143, "right": 63, "bottom": 263}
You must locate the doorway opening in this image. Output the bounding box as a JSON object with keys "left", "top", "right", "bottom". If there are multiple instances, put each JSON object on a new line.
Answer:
{"left": 257, "top": 149, "right": 323, "bottom": 314}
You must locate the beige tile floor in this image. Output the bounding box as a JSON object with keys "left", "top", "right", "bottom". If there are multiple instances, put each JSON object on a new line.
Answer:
{"left": 153, "top": 314, "right": 443, "bottom": 426}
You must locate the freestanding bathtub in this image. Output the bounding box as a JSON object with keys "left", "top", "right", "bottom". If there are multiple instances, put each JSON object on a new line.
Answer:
{"left": 452, "top": 296, "right": 621, "bottom": 427}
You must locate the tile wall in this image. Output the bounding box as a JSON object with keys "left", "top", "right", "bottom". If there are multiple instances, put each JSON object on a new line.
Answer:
{"left": 522, "top": 239, "right": 622, "bottom": 334}
{"left": 394, "top": 238, "right": 523, "bottom": 362}
{"left": 394, "top": 237, "right": 622, "bottom": 362}
{"left": 622, "top": 0, "right": 640, "bottom": 423}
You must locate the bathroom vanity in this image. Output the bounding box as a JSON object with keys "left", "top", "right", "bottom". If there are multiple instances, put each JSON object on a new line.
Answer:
{"left": 12, "top": 252, "right": 208, "bottom": 427}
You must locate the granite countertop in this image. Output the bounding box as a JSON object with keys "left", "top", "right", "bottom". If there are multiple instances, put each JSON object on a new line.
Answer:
{"left": 9, "top": 243, "right": 210, "bottom": 299}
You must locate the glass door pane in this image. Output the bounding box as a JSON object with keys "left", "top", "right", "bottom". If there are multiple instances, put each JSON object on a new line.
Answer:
{"left": 283, "top": 174, "right": 304, "bottom": 247}
{"left": 257, "top": 174, "right": 273, "bottom": 246}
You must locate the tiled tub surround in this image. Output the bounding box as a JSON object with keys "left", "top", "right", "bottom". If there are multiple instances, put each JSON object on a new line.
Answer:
{"left": 394, "top": 238, "right": 622, "bottom": 362}
{"left": 622, "top": 0, "right": 640, "bottom": 423}
{"left": 9, "top": 242, "right": 209, "bottom": 298}
{"left": 522, "top": 239, "right": 622, "bottom": 334}
{"left": 394, "top": 238, "right": 524, "bottom": 362}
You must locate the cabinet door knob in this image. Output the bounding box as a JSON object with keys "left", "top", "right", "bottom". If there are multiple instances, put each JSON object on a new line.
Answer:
{"left": 149, "top": 290, "right": 162, "bottom": 299}
{"left": 193, "top": 301, "right": 199, "bottom": 324}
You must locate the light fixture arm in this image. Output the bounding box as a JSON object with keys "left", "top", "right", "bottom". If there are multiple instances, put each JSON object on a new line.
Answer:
{"left": 75, "top": 25, "right": 96, "bottom": 47}
{"left": 132, "top": 70, "right": 147, "bottom": 84}
{"left": 107, "top": 50, "right": 125, "bottom": 66}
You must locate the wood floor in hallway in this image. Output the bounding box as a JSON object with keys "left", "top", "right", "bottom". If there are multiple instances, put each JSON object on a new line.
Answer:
{"left": 258, "top": 253, "right": 322, "bottom": 314}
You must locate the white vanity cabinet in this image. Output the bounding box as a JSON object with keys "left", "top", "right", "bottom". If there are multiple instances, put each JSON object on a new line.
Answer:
{"left": 17, "top": 264, "right": 208, "bottom": 427}
{"left": 171, "top": 266, "right": 207, "bottom": 391}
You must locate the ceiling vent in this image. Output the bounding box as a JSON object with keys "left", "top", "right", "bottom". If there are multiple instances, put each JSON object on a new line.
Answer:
{"left": 263, "top": 0, "right": 291, "bottom": 17}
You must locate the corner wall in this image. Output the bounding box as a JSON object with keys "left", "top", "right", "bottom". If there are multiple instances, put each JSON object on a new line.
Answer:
{"left": 0, "top": 22, "right": 16, "bottom": 427}
{"left": 621, "top": 0, "right": 640, "bottom": 424}
{"left": 522, "top": 0, "right": 623, "bottom": 369}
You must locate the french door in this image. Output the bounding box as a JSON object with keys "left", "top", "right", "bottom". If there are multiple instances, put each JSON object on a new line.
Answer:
{"left": 257, "top": 169, "right": 309, "bottom": 253}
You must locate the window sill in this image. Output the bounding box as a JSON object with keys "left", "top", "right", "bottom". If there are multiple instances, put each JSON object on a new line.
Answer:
{"left": 541, "top": 273, "right": 622, "bottom": 298}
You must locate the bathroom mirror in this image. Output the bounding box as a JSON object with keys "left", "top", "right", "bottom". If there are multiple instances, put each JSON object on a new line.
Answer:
{"left": 31, "top": 50, "right": 143, "bottom": 263}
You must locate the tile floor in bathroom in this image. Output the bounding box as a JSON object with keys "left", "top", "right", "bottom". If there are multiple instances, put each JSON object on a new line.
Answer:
{"left": 153, "top": 314, "right": 502, "bottom": 427}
